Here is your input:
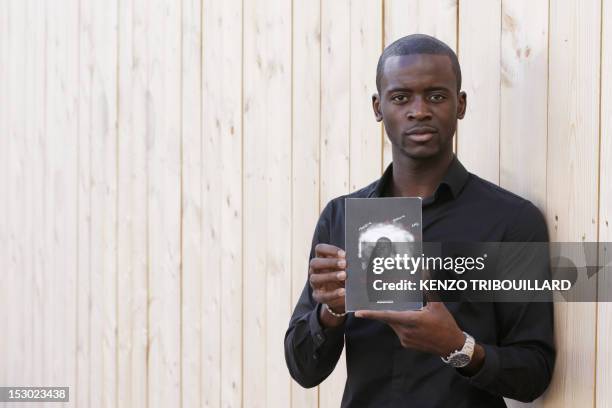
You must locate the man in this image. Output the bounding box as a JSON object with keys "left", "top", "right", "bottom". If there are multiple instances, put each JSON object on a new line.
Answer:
{"left": 284, "top": 34, "right": 555, "bottom": 407}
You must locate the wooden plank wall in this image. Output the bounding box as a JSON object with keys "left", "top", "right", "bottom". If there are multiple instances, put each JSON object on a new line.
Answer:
{"left": 0, "top": 0, "right": 610, "bottom": 407}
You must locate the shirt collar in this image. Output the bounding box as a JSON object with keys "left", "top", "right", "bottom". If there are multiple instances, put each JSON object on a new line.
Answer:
{"left": 369, "top": 155, "right": 469, "bottom": 199}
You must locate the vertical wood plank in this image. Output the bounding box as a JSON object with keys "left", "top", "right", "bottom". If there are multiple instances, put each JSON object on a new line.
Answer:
{"left": 499, "top": 0, "right": 549, "bottom": 211}
{"left": 78, "top": 2, "right": 119, "bottom": 408}
{"left": 181, "top": 0, "right": 202, "bottom": 407}
{"left": 498, "top": 2, "right": 549, "bottom": 407}
{"left": 145, "top": 0, "right": 182, "bottom": 406}
{"left": 117, "top": 1, "right": 149, "bottom": 408}
{"left": 76, "top": 0, "right": 93, "bottom": 401}
{"left": 384, "top": 0, "right": 457, "bottom": 49}
{"left": 201, "top": 1, "right": 222, "bottom": 405}
{"left": 20, "top": 0, "right": 34, "bottom": 388}
{"left": 5, "top": 0, "right": 27, "bottom": 391}
{"left": 545, "top": 0, "right": 601, "bottom": 406}
{"left": 291, "top": 0, "right": 320, "bottom": 406}
{"left": 77, "top": 1, "right": 95, "bottom": 406}
{"left": 318, "top": 1, "right": 350, "bottom": 407}
{"left": 320, "top": 0, "right": 350, "bottom": 206}
{"left": 243, "top": 0, "right": 292, "bottom": 405}
{"left": 457, "top": 0, "right": 501, "bottom": 184}
{"left": 597, "top": 0, "right": 612, "bottom": 404}
{"left": 383, "top": 0, "right": 458, "bottom": 167}
{"left": 350, "top": 0, "right": 383, "bottom": 190}
{"left": 24, "top": 0, "right": 47, "bottom": 392}
{"left": 217, "top": 0, "right": 244, "bottom": 402}
{"left": 44, "top": 0, "right": 79, "bottom": 406}
{"left": 201, "top": 0, "right": 243, "bottom": 406}
{"left": 0, "top": 0, "right": 7, "bottom": 388}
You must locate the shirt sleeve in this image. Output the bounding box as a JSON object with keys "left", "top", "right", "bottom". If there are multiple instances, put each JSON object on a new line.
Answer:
{"left": 284, "top": 201, "right": 346, "bottom": 388}
{"left": 459, "top": 201, "right": 556, "bottom": 402}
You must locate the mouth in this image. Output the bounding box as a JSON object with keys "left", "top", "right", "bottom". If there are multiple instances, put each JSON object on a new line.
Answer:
{"left": 404, "top": 127, "right": 438, "bottom": 143}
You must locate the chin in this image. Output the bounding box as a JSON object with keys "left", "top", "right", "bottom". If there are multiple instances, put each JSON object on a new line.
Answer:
{"left": 399, "top": 137, "right": 455, "bottom": 161}
{"left": 400, "top": 145, "right": 442, "bottom": 160}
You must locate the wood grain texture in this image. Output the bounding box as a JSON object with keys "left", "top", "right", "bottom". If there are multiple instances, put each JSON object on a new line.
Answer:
{"left": 181, "top": 0, "right": 202, "bottom": 407}
{"left": 499, "top": 0, "right": 549, "bottom": 211}
{"left": 384, "top": 0, "right": 457, "bottom": 49}
{"left": 201, "top": 0, "right": 243, "bottom": 406}
{"left": 0, "top": 0, "right": 7, "bottom": 391}
{"left": 498, "top": 2, "right": 550, "bottom": 407}
{"left": 45, "top": 0, "right": 79, "bottom": 406}
{"left": 457, "top": 0, "right": 501, "bottom": 184}
{"left": 4, "top": 0, "right": 27, "bottom": 395}
{"left": 350, "top": 0, "right": 383, "bottom": 190}
{"left": 145, "top": 0, "right": 182, "bottom": 406}
{"left": 544, "top": 0, "right": 601, "bottom": 406}
{"left": 216, "top": 0, "right": 244, "bottom": 401}
{"left": 291, "top": 0, "right": 321, "bottom": 406}
{"left": 243, "top": 0, "right": 292, "bottom": 406}
{"left": 597, "top": 0, "right": 612, "bottom": 405}
{"left": 78, "top": 2, "right": 119, "bottom": 407}
{"left": 318, "top": 1, "right": 350, "bottom": 407}
{"left": 320, "top": 0, "right": 350, "bottom": 206}
{"left": 24, "top": 0, "right": 47, "bottom": 394}
{"left": 76, "top": 0, "right": 94, "bottom": 401}
{"left": 201, "top": 0, "right": 222, "bottom": 405}
{"left": 117, "top": 1, "right": 149, "bottom": 407}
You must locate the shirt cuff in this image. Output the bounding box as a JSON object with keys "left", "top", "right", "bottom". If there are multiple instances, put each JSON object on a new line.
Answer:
{"left": 308, "top": 303, "right": 346, "bottom": 350}
{"left": 461, "top": 343, "right": 501, "bottom": 389}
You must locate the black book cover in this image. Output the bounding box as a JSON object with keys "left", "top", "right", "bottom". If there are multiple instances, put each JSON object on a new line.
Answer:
{"left": 345, "top": 197, "right": 423, "bottom": 311}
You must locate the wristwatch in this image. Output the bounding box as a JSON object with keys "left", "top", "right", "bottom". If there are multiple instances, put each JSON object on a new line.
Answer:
{"left": 441, "top": 331, "right": 475, "bottom": 368}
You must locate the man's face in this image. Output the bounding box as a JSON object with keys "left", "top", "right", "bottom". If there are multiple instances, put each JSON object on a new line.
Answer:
{"left": 372, "top": 54, "right": 467, "bottom": 160}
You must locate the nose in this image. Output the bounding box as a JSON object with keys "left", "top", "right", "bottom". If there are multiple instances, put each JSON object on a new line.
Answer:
{"left": 406, "top": 96, "right": 432, "bottom": 121}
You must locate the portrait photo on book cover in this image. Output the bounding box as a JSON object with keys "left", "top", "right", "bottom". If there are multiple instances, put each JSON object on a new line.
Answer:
{"left": 345, "top": 197, "right": 424, "bottom": 311}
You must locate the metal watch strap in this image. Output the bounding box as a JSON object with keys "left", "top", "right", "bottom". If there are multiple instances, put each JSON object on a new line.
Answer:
{"left": 441, "top": 331, "right": 475, "bottom": 367}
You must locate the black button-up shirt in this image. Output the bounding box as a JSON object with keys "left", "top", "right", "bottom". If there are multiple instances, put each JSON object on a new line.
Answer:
{"left": 284, "top": 156, "right": 555, "bottom": 407}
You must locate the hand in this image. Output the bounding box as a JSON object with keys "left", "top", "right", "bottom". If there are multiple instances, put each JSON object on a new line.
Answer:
{"left": 309, "top": 243, "right": 347, "bottom": 327}
{"left": 354, "top": 297, "right": 465, "bottom": 357}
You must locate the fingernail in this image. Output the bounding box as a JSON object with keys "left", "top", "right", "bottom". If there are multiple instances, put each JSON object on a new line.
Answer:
{"left": 338, "top": 288, "right": 345, "bottom": 296}
{"left": 337, "top": 271, "right": 346, "bottom": 280}
{"left": 337, "top": 249, "right": 346, "bottom": 258}
{"left": 337, "top": 259, "right": 346, "bottom": 268}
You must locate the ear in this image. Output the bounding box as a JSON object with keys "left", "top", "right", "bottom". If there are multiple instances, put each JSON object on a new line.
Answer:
{"left": 457, "top": 91, "right": 467, "bottom": 120}
{"left": 372, "top": 93, "right": 383, "bottom": 122}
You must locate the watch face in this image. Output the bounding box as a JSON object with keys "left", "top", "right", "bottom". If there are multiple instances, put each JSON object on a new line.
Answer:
{"left": 450, "top": 353, "right": 471, "bottom": 368}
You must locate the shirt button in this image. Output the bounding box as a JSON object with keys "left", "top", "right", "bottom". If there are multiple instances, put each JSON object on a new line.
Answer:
{"left": 315, "top": 333, "right": 325, "bottom": 344}
{"left": 313, "top": 353, "right": 318, "bottom": 360}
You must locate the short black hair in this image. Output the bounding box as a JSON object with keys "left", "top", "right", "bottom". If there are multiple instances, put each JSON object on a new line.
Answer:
{"left": 376, "top": 34, "right": 462, "bottom": 93}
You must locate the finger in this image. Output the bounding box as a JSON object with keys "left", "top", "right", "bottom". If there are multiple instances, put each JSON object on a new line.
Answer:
{"left": 309, "top": 257, "right": 346, "bottom": 272}
{"left": 326, "top": 296, "right": 346, "bottom": 312}
{"left": 314, "top": 287, "right": 345, "bottom": 304}
{"left": 315, "top": 243, "right": 346, "bottom": 259}
{"left": 309, "top": 270, "right": 347, "bottom": 286}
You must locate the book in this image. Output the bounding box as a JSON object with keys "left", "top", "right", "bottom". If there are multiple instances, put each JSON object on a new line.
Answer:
{"left": 345, "top": 197, "right": 423, "bottom": 311}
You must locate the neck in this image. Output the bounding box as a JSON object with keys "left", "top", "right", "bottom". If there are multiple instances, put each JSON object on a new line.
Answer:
{"left": 388, "top": 149, "right": 454, "bottom": 198}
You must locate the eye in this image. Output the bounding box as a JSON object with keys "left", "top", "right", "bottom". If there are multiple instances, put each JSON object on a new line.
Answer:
{"left": 428, "top": 93, "right": 446, "bottom": 103}
{"left": 391, "top": 94, "right": 408, "bottom": 103}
